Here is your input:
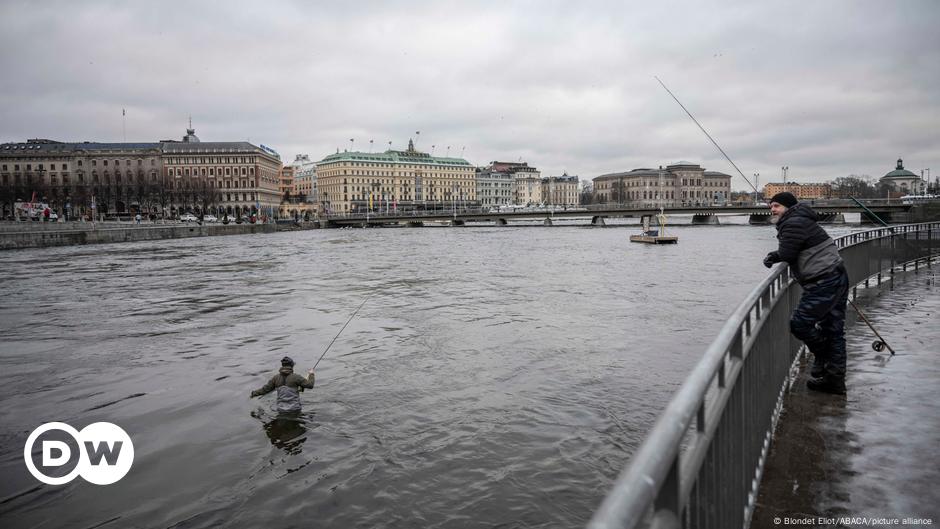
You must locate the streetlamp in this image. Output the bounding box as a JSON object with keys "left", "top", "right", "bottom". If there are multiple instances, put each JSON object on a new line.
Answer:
{"left": 753, "top": 172, "right": 760, "bottom": 204}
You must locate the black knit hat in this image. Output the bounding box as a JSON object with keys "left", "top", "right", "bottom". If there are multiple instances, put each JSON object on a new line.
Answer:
{"left": 769, "top": 192, "right": 798, "bottom": 208}
{"left": 281, "top": 356, "right": 295, "bottom": 367}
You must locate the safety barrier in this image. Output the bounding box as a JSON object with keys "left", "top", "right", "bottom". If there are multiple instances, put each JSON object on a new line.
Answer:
{"left": 588, "top": 221, "right": 940, "bottom": 529}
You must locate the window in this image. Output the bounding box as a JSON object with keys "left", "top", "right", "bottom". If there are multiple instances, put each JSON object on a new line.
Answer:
{"left": 103, "top": 160, "right": 108, "bottom": 167}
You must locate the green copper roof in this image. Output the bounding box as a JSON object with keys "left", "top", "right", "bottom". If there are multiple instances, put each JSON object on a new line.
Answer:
{"left": 883, "top": 157, "right": 917, "bottom": 179}
{"left": 318, "top": 149, "right": 472, "bottom": 167}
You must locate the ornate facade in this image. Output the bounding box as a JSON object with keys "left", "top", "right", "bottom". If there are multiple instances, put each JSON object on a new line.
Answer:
{"left": 315, "top": 139, "right": 475, "bottom": 215}
{"left": 0, "top": 128, "right": 282, "bottom": 219}
{"left": 593, "top": 162, "right": 732, "bottom": 207}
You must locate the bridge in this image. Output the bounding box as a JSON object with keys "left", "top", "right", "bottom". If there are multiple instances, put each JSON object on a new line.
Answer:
{"left": 322, "top": 201, "right": 915, "bottom": 228}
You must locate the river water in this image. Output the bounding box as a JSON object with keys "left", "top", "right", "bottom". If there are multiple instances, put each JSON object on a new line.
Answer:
{"left": 0, "top": 219, "right": 866, "bottom": 528}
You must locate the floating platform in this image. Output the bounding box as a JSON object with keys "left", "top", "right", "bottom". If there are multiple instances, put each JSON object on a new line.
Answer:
{"left": 630, "top": 234, "right": 678, "bottom": 244}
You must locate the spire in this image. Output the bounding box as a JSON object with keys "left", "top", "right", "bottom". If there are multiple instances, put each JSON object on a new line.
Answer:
{"left": 183, "top": 117, "right": 200, "bottom": 143}
{"left": 407, "top": 138, "right": 415, "bottom": 152}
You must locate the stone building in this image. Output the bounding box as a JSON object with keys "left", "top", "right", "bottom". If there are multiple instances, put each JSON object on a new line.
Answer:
{"left": 878, "top": 158, "right": 926, "bottom": 196}
{"left": 762, "top": 182, "right": 832, "bottom": 200}
{"left": 315, "top": 139, "right": 475, "bottom": 215}
{"left": 513, "top": 165, "right": 542, "bottom": 206}
{"left": 593, "top": 162, "right": 732, "bottom": 207}
{"left": 158, "top": 128, "right": 282, "bottom": 218}
{"left": 541, "top": 173, "right": 579, "bottom": 207}
{"left": 0, "top": 126, "right": 282, "bottom": 219}
{"left": 476, "top": 161, "right": 530, "bottom": 208}
{"left": 280, "top": 154, "right": 318, "bottom": 220}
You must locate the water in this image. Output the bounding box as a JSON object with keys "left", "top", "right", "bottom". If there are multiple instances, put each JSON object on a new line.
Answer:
{"left": 0, "top": 220, "right": 868, "bottom": 528}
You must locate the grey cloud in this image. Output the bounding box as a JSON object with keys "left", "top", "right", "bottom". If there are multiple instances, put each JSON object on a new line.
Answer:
{"left": 2, "top": 0, "right": 938, "bottom": 188}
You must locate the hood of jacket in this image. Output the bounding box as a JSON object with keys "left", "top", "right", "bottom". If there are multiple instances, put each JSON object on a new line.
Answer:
{"left": 278, "top": 366, "right": 294, "bottom": 377}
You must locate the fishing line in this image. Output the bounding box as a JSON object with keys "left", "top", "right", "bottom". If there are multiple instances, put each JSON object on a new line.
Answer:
{"left": 654, "top": 76, "right": 759, "bottom": 194}
{"left": 313, "top": 292, "right": 374, "bottom": 370}
{"left": 655, "top": 77, "right": 898, "bottom": 354}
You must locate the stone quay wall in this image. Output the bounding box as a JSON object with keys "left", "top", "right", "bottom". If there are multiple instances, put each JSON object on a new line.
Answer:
{"left": 0, "top": 223, "right": 275, "bottom": 250}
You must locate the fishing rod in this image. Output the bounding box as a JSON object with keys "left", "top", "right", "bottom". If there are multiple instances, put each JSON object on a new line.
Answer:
{"left": 312, "top": 292, "right": 374, "bottom": 370}
{"left": 655, "top": 77, "right": 897, "bottom": 355}
{"left": 654, "top": 76, "right": 759, "bottom": 194}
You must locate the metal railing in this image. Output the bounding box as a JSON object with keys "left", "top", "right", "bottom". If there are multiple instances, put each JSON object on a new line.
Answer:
{"left": 588, "top": 221, "right": 940, "bottom": 529}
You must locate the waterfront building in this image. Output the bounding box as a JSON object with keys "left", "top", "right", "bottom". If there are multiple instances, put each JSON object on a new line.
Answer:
{"left": 279, "top": 164, "right": 295, "bottom": 198}
{"left": 291, "top": 154, "right": 317, "bottom": 203}
{"left": 762, "top": 182, "right": 832, "bottom": 200}
{"left": 0, "top": 138, "right": 162, "bottom": 219}
{"left": 159, "top": 127, "right": 282, "bottom": 218}
{"left": 280, "top": 154, "right": 318, "bottom": 220}
{"left": 878, "top": 158, "right": 926, "bottom": 196}
{"left": 593, "top": 162, "right": 732, "bottom": 207}
{"left": 1, "top": 128, "right": 282, "bottom": 219}
{"left": 315, "top": 139, "right": 475, "bottom": 215}
{"left": 541, "top": 173, "right": 579, "bottom": 207}
{"left": 513, "top": 165, "right": 542, "bottom": 206}
{"left": 476, "top": 162, "right": 518, "bottom": 208}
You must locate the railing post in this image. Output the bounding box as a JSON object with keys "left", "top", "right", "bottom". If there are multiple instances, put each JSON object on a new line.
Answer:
{"left": 655, "top": 458, "right": 681, "bottom": 518}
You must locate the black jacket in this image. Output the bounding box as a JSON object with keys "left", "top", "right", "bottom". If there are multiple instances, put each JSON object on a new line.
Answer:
{"left": 767, "top": 203, "right": 843, "bottom": 284}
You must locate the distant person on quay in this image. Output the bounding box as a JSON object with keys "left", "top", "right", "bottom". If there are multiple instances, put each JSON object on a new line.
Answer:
{"left": 250, "top": 356, "right": 316, "bottom": 412}
{"left": 763, "top": 191, "right": 849, "bottom": 394}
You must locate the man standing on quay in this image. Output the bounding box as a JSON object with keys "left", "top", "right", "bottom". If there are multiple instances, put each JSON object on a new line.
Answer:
{"left": 763, "top": 192, "right": 850, "bottom": 394}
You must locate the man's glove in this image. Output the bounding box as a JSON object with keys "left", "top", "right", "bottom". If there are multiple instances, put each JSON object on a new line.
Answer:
{"left": 763, "top": 251, "right": 780, "bottom": 268}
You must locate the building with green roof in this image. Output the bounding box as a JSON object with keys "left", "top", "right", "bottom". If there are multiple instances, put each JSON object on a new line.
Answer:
{"left": 879, "top": 158, "right": 926, "bottom": 196}
{"left": 316, "top": 139, "right": 476, "bottom": 215}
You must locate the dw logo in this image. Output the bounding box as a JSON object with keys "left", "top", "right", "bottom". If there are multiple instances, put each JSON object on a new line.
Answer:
{"left": 23, "top": 422, "right": 134, "bottom": 485}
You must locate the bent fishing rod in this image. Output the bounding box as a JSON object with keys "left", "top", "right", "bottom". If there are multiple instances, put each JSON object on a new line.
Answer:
{"left": 655, "top": 76, "right": 896, "bottom": 355}
{"left": 312, "top": 292, "right": 374, "bottom": 370}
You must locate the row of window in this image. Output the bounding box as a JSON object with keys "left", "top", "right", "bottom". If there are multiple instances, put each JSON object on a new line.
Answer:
{"left": 0, "top": 159, "right": 158, "bottom": 172}
{"left": 170, "top": 166, "right": 255, "bottom": 177}
{"left": 165, "top": 156, "right": 257, "bottom": 165}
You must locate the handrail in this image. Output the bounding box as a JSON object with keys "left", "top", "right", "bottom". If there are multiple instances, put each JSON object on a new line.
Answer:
{"left": 588, "top": 221, "right": 940, "bottom": 529}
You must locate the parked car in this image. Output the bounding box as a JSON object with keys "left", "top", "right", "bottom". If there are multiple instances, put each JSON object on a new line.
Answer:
{"left": 202, "top": 214, "right": 218, "bottom": 223}
{"left": 180, "top": 213, "right": 199, "bottom": 222}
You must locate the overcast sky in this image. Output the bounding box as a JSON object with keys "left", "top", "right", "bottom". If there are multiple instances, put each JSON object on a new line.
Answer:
{"left": 1, "top": 0, "right": 938, "bottom": 190}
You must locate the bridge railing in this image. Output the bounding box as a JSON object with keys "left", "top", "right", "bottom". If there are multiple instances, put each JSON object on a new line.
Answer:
{"left": 588, "top": 221, "right": 940, "bottom": 529}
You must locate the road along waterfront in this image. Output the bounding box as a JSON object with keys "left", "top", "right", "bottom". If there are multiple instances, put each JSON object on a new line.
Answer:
{"left": 0, "top": 222, "right": 870, "bottom": 528}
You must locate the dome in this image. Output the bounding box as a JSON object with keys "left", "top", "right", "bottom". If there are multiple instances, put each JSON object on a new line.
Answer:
{"left": 182, "top": 127, "right": 200, "bottom": 143}
{"left": 883, "top": 158, "right": 915, "bottom": 179}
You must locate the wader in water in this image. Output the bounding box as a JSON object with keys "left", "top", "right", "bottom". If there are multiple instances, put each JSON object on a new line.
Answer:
{"left": 250, "top": 357, "right": 315, "bottom": 413}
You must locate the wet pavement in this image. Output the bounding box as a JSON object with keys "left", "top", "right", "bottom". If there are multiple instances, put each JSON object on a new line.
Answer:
{"left": 753, "top": 264, "right": 940, "bottom": 528}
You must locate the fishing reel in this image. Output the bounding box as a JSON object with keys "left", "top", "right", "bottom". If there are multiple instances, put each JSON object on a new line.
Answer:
{"left": 872, "top": 340, "right": 886, "bottom": 352}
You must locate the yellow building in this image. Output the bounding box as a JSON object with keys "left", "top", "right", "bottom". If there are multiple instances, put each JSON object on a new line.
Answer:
{"left": 316, "top": 139, "right": 475, "bottom": 215}
{"left": 541, "top": 173, "right": 579, "bottom": 206}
